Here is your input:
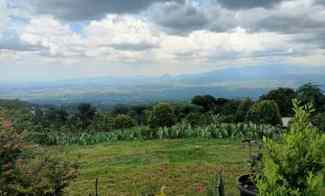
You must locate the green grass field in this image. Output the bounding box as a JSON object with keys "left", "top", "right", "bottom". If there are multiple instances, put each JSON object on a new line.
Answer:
{"left": 49, "top": 139, "right": 251, "bottom": 196}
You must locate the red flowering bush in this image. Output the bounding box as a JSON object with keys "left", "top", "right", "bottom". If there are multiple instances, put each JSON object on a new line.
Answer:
{"left": 0, "top": 109, "right": 79, "bottom": 195}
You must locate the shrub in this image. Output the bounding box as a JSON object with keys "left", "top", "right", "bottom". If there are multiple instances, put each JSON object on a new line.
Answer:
{"left": 257, "top": 100, "right": 325, "bottom": 196}
{"left": 311, "top": 112, "right": 325, "bottom": 132}
{"left": 147, "top": 103, "right": 176, "bottom": 128}
{"left": 184, "top": 112, "right": 214, "bottom": 127}
{"left": 0, "top": 116, "right": 30, "bottom": 194}
{"left": 25, "top": 155, "right": 79, "bottom": 196}
{"left": 296, "top": 82, "right": 325, "bottom": 112}
{"left": 0, "top": 109, "right": 79, "bottom": 195}
{"left": 246, "top": 100, "right": 282, "bottom": 126}
{"left": 236, "top": 98, "right": 254, "bottom": 122}
{"left": 113, "top": 114, "right": 136, "bottom": 130}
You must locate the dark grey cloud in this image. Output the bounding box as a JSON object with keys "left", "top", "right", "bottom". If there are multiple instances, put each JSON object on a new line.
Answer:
{"left": 31, "top": 0, "right": 184, "bottom": 21}
{"left": 151, "top": 2, "right": 209, "bottom": 34}
{"left": 0, "top": 33, "right": 44, "bottom": 51}
{"left": 315, "top": 0, "right": 325, "bottom": 6}
{"left": 254, "top": 15, "right": 325, "bottom": 34}
{"left": 217, "top": 0, "right": 289, "bottom": 10}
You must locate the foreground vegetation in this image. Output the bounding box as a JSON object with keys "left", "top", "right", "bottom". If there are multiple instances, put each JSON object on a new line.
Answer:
{"left": 1, "top": 82, "right": 325, "bottom": 195}
{"left": 30, "top": 123, "right": 281, "bottom": 146}
{"left": 49, "top": 139, "right": 249, "bottom": 196}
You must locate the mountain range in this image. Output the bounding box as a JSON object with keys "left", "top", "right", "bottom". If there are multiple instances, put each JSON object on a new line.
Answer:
{"left": 1, "top": 64, "right": 324, "bottom": 106}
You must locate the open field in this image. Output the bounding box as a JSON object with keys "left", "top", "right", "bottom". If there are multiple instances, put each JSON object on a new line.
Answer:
{"left": 49, "top": 139, "right": 250, "bottom": 196}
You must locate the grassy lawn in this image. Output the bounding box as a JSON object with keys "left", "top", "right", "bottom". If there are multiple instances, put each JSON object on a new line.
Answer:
{"left": 49, "top": 139, "right": 250, "bottom": 196}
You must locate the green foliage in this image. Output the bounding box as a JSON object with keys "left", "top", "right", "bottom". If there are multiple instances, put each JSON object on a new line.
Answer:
{"left": 20, "top": 155, "right": 79, "bottom": 196}
{"left": 246, "top": 100, "right": 282, "bottom": 126}
{"left": 113, "top": 114, "right": 137, "bottom": 130}
{"left": 257, "top": 99, "right": 325, "bottom": 196}
{"left": 236, "top": 98, "right": 254, "bottom": 122}
{"left": 0, "top": 111, "right": 30, "bottom": 195}
{"left": 219, "top": 100, "right": 240, "bottom": 116}
{"left": 0, "top": 109, "right": 79, "bottom": 195}
{"left": 184, "top": 112, "right": 217, "bottom": 127}
{"left": 147, "top": 103, "right": 176, "bottom": 128}
{"left": 296, "top": 83, "right": 325, "bottom": 112}
{"left": 312, "top": 112, "right": 325, "bottom": 132}
{"left": 112, "top": 104, "right": 130, "bottom": 115}
{"left": 191, "top": 95, "right": 217, "bottom": 112}
{"left": 260, "top": 87, "right": 297, "bottom": 116}
{"left": 30, "top": 122, "right": 282, "bottom": 145}
{"left": 77, "top": 103, "right": 96, "bottom": 129}
{"left": 89, "top": 112, "right": 114, "bottom": 132}
{"left": 173, "top": 103, "right": 203, "bottom": 122}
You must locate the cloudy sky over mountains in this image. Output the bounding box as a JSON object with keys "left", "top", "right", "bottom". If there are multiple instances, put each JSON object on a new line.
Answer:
{"left": 0, "top": 0, "right": 325, "bottom": 81}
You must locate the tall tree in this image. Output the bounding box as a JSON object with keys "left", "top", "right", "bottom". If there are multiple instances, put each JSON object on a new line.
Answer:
{"left": 191, "top": 95, "right": 217, "bottom": 112}
{"left": 260, "top": 87, "right": 297, "bottom": 116}
{"left": 77, "top": 103, "right": 96, "bottom": 129}
{"left": 296, "top": 83, "right": 325, "bottom": 112}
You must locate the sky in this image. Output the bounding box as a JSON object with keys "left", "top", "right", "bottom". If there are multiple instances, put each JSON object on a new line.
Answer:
{"left": 0, "top": 0, "right": 325, "bottom": 82}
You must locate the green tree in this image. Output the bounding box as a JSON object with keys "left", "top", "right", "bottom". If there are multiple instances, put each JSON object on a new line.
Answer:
{"left": 220, "top": 100, "right": 240, "bottom": 116}
{"left": 191, "top": 95, "right": 217, "bottom": 112}
{"left": 92, "top": 112, "right": 114, "bottom": 132}
{"left": 311, "top": 112, "right": 325, "bottom": 132}
{"left": 257, "top": 100, "right": 325, "bottom": 195}
{"left": 112, "top": 104, "right": 130, "bottom": 115}
{"left": 147, "top": 103, "right": 176, "bottom": 128}
{"left": 296, "top": 83, "right": 325, "bottom": 112}
{"left": 173, "top": 103, "right": 203, "bottom": 122}
{"left": 246, "top": 100, "right": 282, "bottom": 126}
{"left": 260, "top": 87, "right": 297, "bottom": 116}
{"left": 77, "top": 103, "right": 96, "bottom": 129}
{"left": 236, "top": 98, "right": 254, "bottom": 122}
{"left": 113, "top": 114, "right": 136, "bottom": 130}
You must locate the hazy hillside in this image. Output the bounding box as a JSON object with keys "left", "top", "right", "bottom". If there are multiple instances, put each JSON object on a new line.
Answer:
{"left": 1, "top": 65, "right": 324, "bottom": 106}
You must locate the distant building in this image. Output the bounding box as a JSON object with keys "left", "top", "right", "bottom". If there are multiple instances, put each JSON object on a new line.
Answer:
{"left": 282, "top": 117, "right": 293, "bottom": 128}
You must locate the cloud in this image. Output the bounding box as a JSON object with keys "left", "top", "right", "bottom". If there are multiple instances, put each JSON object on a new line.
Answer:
{"left": 30, "top": 0, "right": 183, "bottom": 21}
{"left": 217, "top": 0, "right": 290, "bottom": 10}
{"left": 0, "top": 0, "right": 8, "bottom": 32}
{"left": 315, "top": 0, "right": 325, "bottom": 5}
{"left": 0, "top": 33, "right": 44, "bottom": 51}
{"left": 150, "top": 2, "right": 209, "bottom": 34}
{"left": 84, "top": 15, "right": 161, "bottom": 53}
{"left": 20, "top": 16, "right": 84, "bottom": 56}
{"left": 1, "top": 0, "right": 325, "bottom": 81}
{"left": 255, "top": 14, "right": 325, "bottom": 34}
{"left": 110, "top": 42, "right": 159, "bottom": 51}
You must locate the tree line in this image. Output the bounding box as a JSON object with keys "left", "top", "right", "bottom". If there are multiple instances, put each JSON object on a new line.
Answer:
{"left": 2, "top": 82, "right": 325, "bottom": 135}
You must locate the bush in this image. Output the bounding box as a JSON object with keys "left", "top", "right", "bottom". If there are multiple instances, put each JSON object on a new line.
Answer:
{"left": 25, "top": 155, "right": 79, "bottom": 196}
{"left": 312, "top": 112, "right": 325, "bottom": 132}
{"left": 184, "top": 112, "right": 220, "bottom": 126}
{"left": 113, "top": 114, "right": 136, "bottom": 130}
{"left": 246, "top": 100, "right": 282, "bottom": 126}
{"left": 236, "top": 98, "right": 254, "bottom": 122}
{"left": 0, "top": 115, "right": 30, "bottom": 194}
{"left": 257, "top": 100, "right": 325, "bottom": 195}
{"left": 0, "top": 109, "right": 79, "bottom": 195}
{"left": 147, "top": 103, "right": 176, "bottom": 128}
